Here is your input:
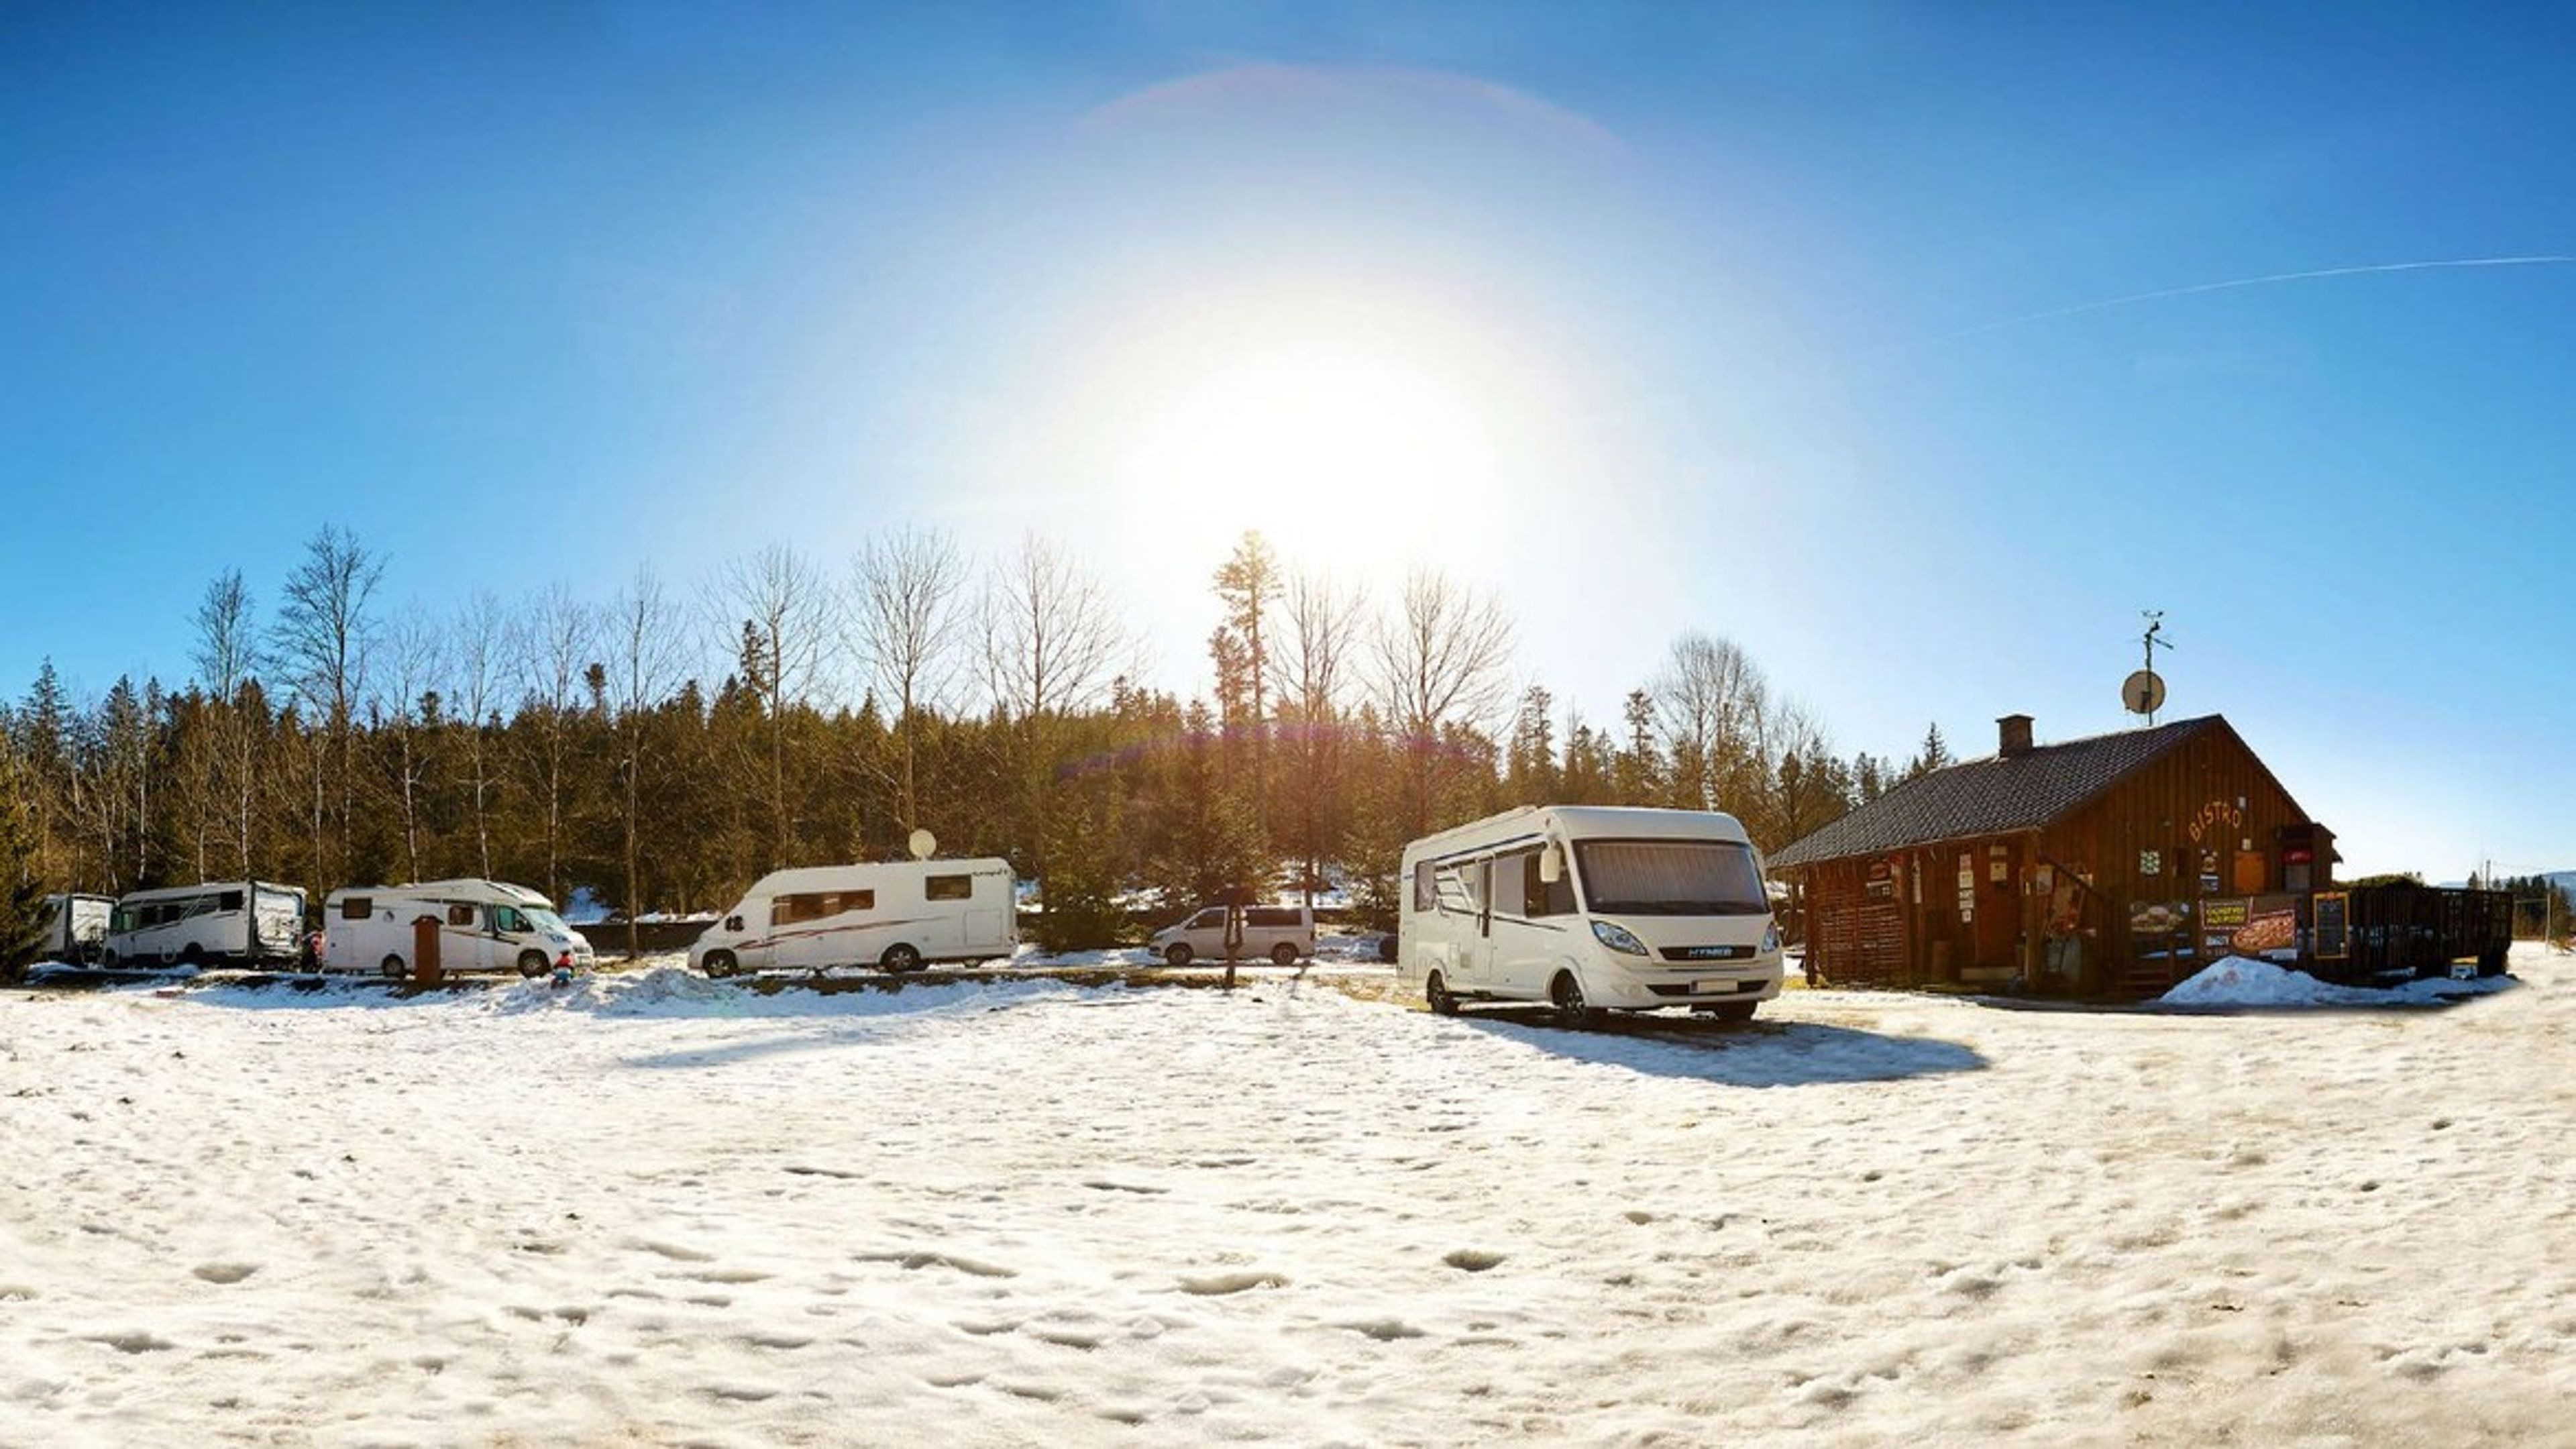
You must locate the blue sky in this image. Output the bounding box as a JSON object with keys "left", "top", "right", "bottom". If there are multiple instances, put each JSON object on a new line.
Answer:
{"left": 5, "top": 2, "right": 2571, "bottom": 877}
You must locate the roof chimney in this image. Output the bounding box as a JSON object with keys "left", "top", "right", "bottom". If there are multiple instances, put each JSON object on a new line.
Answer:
{"left": 1998, "top": 714, "right": 2034, "bottom": 758}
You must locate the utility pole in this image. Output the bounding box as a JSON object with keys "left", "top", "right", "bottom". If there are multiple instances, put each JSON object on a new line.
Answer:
{"left": 2139, "top": 611, "right": 2174, "bottom": 724}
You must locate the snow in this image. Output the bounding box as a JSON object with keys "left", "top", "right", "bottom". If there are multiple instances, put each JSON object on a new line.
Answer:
{"left": 3, "top": 945, "right": 2571, "bottom": 1444}
{"left": 2160, "top": 955, "right": 2516, "bottom": 1008}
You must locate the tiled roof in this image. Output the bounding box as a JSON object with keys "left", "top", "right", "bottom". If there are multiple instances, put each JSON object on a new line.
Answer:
{"left": 1767, "top": 716, "right": 2220, "bottom": 868}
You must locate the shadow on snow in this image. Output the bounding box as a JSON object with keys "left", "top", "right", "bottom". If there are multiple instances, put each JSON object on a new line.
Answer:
{"left": 1454, "top": 1008, "right": 1988, "bottom": 1088}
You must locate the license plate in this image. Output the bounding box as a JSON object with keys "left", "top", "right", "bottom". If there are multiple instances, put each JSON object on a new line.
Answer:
{"left": 1694, "top": 977, "right": 1732, "bottom": 994}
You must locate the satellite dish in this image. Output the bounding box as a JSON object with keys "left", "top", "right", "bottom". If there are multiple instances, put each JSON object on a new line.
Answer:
{"left": 908, "top": 828, "right": 936, "bottom": 861}
{"left": 2121, "top": 669, "right": 2166, "bottom": 716}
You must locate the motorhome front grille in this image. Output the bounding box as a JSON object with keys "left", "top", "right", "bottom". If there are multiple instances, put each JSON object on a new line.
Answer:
{"left": 1645, "top": 979, "right": 1766, "bottom": 998}
{"left": 1659, "top": 944, "right": 1754, "bottom": 962}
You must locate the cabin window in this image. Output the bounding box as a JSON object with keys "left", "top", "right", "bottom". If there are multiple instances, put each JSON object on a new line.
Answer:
{"left": 341, "top": 896, "right": 373, "bottom": 921}
{"left": 492, "top": 907, "right": 531, "bottom": 934}
{"left": 111, "top": 908, "right": 136, "bottom": 934}
{"left": 218, "top": 890, "right": 244, "bottom": 912}
{"left": 1413, "top": 861, "right": 1436, "bottom": 913}
{"left": 926, "top": 874, "right": 973, "bottom": 902}
{"left": 1517, "top": 850, "right": 1576, "bottom": 918}
{"left": 447, "top": 904, "right": 476, "bottom": 927}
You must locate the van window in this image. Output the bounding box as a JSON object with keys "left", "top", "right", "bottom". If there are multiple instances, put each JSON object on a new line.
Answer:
{"left": 492, "top": 906, "right": 531, "bottom": 934}
{"left": 1247, "top": 907, "right": 1303, "bottom": 928}
{"left": 925, "top": 874, "right": 972, "bottom": 902}
{"left": 111, "top": 907, "right": 136, "bottom": 934}
{"left": 1189, "top": 908, "right": 1224, "bottom": 929}
{"left": 218, "top": 890, "right": 244, "bottom": 912}
{"left": 341, "top": 896, "right": 372, "bottom": 921}
{"left": 447, "top": 904, "right": 476, "bottom": 927}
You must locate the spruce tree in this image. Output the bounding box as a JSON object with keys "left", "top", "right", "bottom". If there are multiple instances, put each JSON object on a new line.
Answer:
{"left": 0, "top": 745, "right": 50, "bottom": 979}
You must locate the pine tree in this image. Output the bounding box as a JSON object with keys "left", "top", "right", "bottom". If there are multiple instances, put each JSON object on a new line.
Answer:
{"left": 1903, "top": 722, "right": 1952, "bottom": 781}
{"left": 0, "top": 743, "right": 50, "bottom": 979}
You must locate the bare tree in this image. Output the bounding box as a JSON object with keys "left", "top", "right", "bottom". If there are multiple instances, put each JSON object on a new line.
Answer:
{"left": 448, "top": 592, "right": 508, "bottom": 879}
{"left": 709, "top": 545, "right": 833, "bottom": 865}
{"left": 513, "top": 584, "right": 598, "bottom": 902}
{"left": 850, "top": 527, "right": 967, "bottom": 836}
{"left": 1652, "top": 631, "right": 1767, "bottom": 812}
{"left": 270, "top": 525, "right": 384, "bottom": 892}
{"left": 372, "top": 606, "right": 445, "bottom": 883}
{"left": 189, "top": 570, "right": 260, "bottom": 877}
{"left": 981, "top": 533, "right": 1127, "bottom": 722}
{"left": 1368, "top": 569, "right": 1515, "bottom": 838}
{"left": 606, "top": 566, "right": 685, "bottom": 957}
{"left": 1281, "top": 570, "right": 1365, "bottom": 906}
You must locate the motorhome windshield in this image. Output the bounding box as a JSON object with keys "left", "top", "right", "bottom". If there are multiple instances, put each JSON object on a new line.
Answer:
{"left": 524, "top": 908, "right": 570, "bottom": 935}
{"left": 1573, "top": 839, "right": 1770, "bottom": 916}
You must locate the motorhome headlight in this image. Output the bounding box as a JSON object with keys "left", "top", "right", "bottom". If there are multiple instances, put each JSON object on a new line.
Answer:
{"left": 1762, "top": 922, "right": 1780, "bottom": 954}
{"left": 1591, "top": 920, "right": 1650, "bottom": 957}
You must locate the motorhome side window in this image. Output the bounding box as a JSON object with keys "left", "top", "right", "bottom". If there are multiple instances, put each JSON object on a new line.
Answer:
{"left": 341, "top": 896, "right": 372, "bottom": 920}
{"left": 1413, "top": 861, "right": 1436, "bottom": 912}
{"left": 1490, "top": 852, "right": 1532, "bottom": 919}
{"left": 447, "top": 904, "right": 475, "bottom": 927}
{"left": 925, "top": 874, "right": 972, "bottom": 902}
{"left": 219, "top": 890, "right": 244, "bottom": 911}
{"left": 1432, "top": 861, "right": 1477, "bottom": 914}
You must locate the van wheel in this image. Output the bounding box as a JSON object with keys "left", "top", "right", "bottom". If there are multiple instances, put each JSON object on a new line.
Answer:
{"left": 380, "top": 955, "right": 406, "bottom": 980}
{"left": 880, "top": 943, "right": 922, "bottom": 973}
{"left": 517, "top": 951, "right": 549, "bottom": 978}
{"left": 1164, "top": 943, "right": 1193, "bottom": 968}
{"left": 100, "top": 949, "right": 119, "bottom": 967}
{"left": 178, "top": 943, "right": 205, "bottom": 967}
{"left": 702, "top": 951, "right": 737, "bottom": 979}
{"left": 1426, "top": 971, "right": 1459, "bottom": 1016}
{"left": 1270, "top": 943, "right": 1300, "bottom": 967}
{"left": 1550, "top": 971, "right": 1598, "bottom": 1029}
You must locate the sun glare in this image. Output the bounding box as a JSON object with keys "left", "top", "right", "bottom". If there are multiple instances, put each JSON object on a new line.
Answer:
{"left": 1053, "top": 284, "right": 1559, "bottom": 577}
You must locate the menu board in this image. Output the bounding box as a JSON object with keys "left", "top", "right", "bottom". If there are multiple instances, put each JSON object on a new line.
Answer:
{"left": 2314, "top": 890, "right": 2349, "bottom": 961}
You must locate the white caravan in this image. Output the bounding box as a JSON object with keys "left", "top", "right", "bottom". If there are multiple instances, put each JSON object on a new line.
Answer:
{"left": 1398, "top": 806, "right": 1784, "bottom": 1024}
{"left": 103, "top": 881, "right": 307, "bottom": 967}
{"left": 34, "top": 893, "right": 113, "bottom": 964}
{"left": 691, "top": 859, "right": 1018, "bottom": 977}
{"left": 321, "top": 879, "right": 597, "bottom": 979}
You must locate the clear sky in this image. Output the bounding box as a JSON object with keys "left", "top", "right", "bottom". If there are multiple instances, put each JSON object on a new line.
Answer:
{"left": 6, "top": 2, "right": 2571, "bottom": 879}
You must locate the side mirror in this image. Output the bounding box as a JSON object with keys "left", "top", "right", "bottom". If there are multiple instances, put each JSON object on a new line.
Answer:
{"left": 1538, "top": 843, "right": 1564, "bottom": 885}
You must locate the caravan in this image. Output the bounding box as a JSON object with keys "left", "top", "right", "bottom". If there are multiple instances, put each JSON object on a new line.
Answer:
{"left": 690, "top": 859, "right": 1018, "bottom": 976}
{"left": 103, "top": 881, "right": 307, "bottom": 967}
{"left": 34, "top": 893, "right": 113, "bottom": 965}
{"left": 321, "top": 879, "right": 596, "bottom": 978}
{"left": 1398, "top": 806, "right": 1784, "bottom": 1025}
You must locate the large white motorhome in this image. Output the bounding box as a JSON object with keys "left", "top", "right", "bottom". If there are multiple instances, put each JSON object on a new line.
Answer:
{"left": 321, "top": 879, "right": 596, "bottom": 978}
{"left": 1398, "top": 806, "right": 1784, "bottom": 1025}
{"left": 33, "top": 893, "right": 113, "bottom": 964}
{"left": 103, "top": 881, "right": 307, "bottom": 968}
{"left": 690, "top": 859, "right": 1018, "bottom": 977}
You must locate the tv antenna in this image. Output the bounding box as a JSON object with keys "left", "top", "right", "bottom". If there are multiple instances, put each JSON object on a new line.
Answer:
{"left": 2123, "top": 611, "right": 2172, "bottom": 723}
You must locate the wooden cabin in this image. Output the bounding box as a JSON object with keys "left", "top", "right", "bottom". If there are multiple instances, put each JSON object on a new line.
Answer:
{"left": 1768, "top": 714, "right": 2343, "bottom": 1000}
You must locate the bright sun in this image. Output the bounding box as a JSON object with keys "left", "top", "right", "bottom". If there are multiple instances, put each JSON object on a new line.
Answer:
{"left": 1054, "top": 284, "right": 1560, "bottom": 577}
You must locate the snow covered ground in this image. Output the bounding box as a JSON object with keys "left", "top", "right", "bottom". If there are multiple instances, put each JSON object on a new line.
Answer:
{"left": 4, "top": 946, "right": 2572, "bottom": 1446}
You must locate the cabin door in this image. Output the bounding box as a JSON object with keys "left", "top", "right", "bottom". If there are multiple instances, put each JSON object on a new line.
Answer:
{"left": 1973, "top": 840, "right": 2023, "bottom": 971}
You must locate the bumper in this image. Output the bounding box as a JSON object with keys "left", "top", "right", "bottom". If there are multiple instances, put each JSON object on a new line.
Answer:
{"left": 1589, "top": 959, "right": 1784, "bottom": 1010}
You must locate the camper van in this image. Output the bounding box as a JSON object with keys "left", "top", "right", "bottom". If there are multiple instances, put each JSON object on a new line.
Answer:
{"left": 321, "top": 879, "right": 596, "bottom": 978}
{"left": 103, "top": 881, "right": 307, "bottom": 967}
{"left": 1398, "top": 806, "right": 1784, "bottom": 1025}
{"left": 33, "top": 893, "right": 112, "bottom": 965}
{"left": 690, "top": 859, "right": 1018, "bottom": 977}
{"left": 1147, "top": 903, "right": 1316, "bottom": 967}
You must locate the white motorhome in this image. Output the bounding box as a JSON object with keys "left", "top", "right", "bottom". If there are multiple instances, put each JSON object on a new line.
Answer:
{"left": 33, "top": 893, "right": 113, "bottom": 964}
{"left": 690, "top": 859, "right": 1018, "bottom": 977}
{"left": 321, "top": 879, "right": 596, "bottom": 979}
{"left": 103, "top": 881, "right": 307, "bottom": 967}
{"left": 1398, "top": 806, "right": 1784, "bottom": 1025}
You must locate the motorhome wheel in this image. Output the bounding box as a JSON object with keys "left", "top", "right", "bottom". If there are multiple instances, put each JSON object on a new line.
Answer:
{"left": 1269, "top": 943, "right": 1299, "bottom": 967}
{"left": 1550, "top": 971, "right": 1597, "bottom": 1029}
{"left": 177, "top": 943, "right": 205, "bottom": 967}
{"left": 1425, "top": 971, "right": 1458, "bottom": 1016}
{"left": 517, "top": 950, "right": 549, "bottom": 978}
{"left": 880, "top": 943, "right": 922, "bottom": 973}
{"left": 1707, "top": 1000, "right": 1758, "bottom": 1025}
{"left": 1164, "top": 943, "right": 1193, "bottom": 968}
{"left": 702, "top": 951, "right": 737, "bottom": 979}
{"left": 380, "top": 955, "right": 405, "bottom": 980}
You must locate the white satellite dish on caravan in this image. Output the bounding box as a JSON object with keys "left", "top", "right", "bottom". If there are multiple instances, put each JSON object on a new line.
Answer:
{"left": 908, "top": 828, "right": 937, "bottom": 861}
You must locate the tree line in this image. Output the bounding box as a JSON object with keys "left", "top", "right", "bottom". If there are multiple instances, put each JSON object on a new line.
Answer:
{"left": 2, "top": 525, "right": 1949, "bottom": 966}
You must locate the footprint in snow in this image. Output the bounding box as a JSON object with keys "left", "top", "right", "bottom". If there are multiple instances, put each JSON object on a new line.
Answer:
{"left": 630, "top": 1238, "right": 716, "bottom": 1263}
{"left": 89, "top": 1330, "right": 176, "bottom": 1354}
{"left": 1443, "top": 1249, "right": 1506, "bottom": 1273}
{"left": 192, "top": 1263, "right": 258, "bottom": 1285}
{"left": 1336, "top": 1318, "right": 1426, "bottom": 1341}
{"left": 1178, "top": 1271, "right": 1288, "bottom": 1296}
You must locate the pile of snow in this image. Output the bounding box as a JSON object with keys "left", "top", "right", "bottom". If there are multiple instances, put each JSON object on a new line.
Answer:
{"left": 559, "top": 885, "right": 610, "bottom": 924}
{"left": 2160, "top": 955, "right": 2515, "bottom": 1007}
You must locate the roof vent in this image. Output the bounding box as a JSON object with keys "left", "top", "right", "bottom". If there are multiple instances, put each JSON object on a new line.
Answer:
{"left": 1998, "top": 714, "right": 2035, "bottom": 758}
